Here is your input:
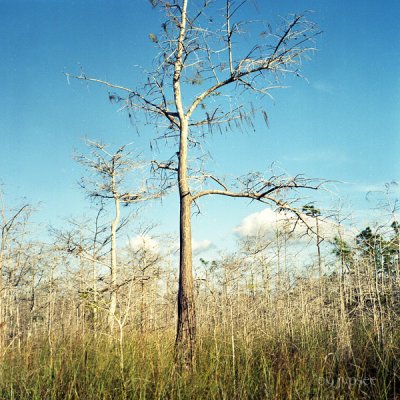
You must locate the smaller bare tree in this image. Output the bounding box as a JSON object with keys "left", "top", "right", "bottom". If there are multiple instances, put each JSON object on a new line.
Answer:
{"left": 74, "top": 140, "right": 161, "bottom": 332}
{"left": 0, "top": 192, "right": 31, "bottom": 350}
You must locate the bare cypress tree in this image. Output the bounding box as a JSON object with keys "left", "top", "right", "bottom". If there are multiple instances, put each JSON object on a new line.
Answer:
{"left": 51, "top": 209, "right": 108, "bottom": 333}
{"left": 0, "top": 193, "right": 30, "bottom": 349}
{"left": 67, "top": 0, "right": 321, "bottom": 368}
{"left": 74, "top": 140, "right": 160, "bottom": 332}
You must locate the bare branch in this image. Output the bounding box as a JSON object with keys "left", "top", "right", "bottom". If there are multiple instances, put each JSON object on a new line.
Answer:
{"left": 64, "top": 73, "right": 180, "bottom": 129}
{"left": 151, "top": 160, "right": 179, "bottom": 173}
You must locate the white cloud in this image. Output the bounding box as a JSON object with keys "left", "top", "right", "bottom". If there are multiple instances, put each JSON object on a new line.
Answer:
{"left": 234, "top": 208, "right": 285, "bottom": 237}
{"left": 192, "top": 239, "right": 213, "bottom": 255}
{"left": 128, "top": 234, "right": 159, "bottom": 253}
{"left": 234, "top": 208, "right": 353, "bottom": 242}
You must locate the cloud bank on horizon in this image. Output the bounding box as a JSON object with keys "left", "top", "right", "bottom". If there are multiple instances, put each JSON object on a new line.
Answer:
{"left": 234, "top": 208, "right": 352, "bottom": 243}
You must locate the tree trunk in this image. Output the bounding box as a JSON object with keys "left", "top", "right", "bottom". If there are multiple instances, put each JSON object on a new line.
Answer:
{"left": 108, "top": 195, "right": 120, "bottom": 333}
{"left": 0, "top": 269, "right": 3, "bottom": 350}
{"left": 0, "top": 234, "right": 6, "bottom": 350}
{"left": 172, "top": 0, "right": 196, "bottom": 369}
{"left": 175, "top": 191, "right": 196, "bottom": 369}
{"left": 175, "top": 118, "right": 196, "bottom": 369}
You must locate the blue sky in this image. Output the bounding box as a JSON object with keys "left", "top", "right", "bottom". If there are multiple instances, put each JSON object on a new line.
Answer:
{"left": 1, "top": 0, "right": 399, "bottom": 254}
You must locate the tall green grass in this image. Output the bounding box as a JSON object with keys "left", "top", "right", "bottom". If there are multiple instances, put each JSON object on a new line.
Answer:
{"left": 1, "top": 318, "right": 398, "bottom": 399}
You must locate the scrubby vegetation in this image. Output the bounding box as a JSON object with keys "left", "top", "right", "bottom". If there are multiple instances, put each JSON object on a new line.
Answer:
{"left": 0, "top": 188, "right": 399, "bottom": 399}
